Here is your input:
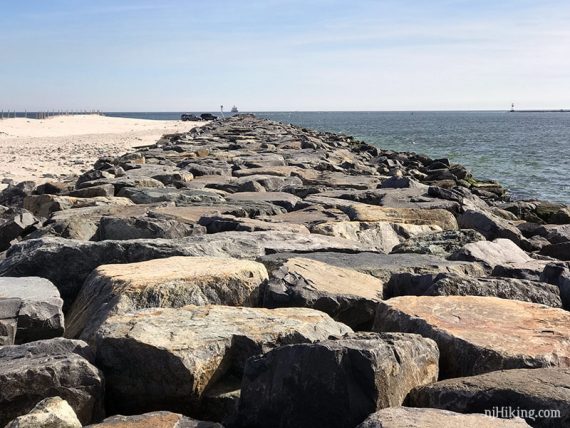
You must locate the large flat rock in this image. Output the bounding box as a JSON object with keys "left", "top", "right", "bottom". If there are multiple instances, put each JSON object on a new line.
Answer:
{"left": 237, "top": 332, "right": 439, "bottom": 428}
{"left": 0, "top": 277, "right": 64, "bottom": 344}
{"left": 374, "top": 296, "right": 570, "bottom": 378}
{"left": 0, "top": 235, "right": 264, "bottom": 306}
{"left": 0, "top": 338, "right": 104, "bottom": 426}
{"left": 343, "top": 204, "right": 458, "bottom": 230}
{"left": 226, "top": 192, "right": 302, "bottom": 211}
{"left": 259, "top": 251, "right": 484, "bottom": 291}
{"left": 94, "top": 305, "right": 351, "bottom": 416}
{"left": 408, "top": 368, "right": 570, "bottom": 428}
{"left": 263, "top": 257, "right": 383, "bottom": 329}
{"left": 66, "top": 256, "right": 268, "bottom": 340}
{"left": 357, "top": 407, "right": 530, "bottom": 428}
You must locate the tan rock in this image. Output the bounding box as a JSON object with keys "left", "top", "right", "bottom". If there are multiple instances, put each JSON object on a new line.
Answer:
{"left": 95, "top": 305, "right": 352, "bottom": 416}
{"left": 345, "top": 204, "right": 458, "bottom": 230}
{"left": 4, "top": 396, "right": 81, "bottom": 428}
{"left": 374, "top": 295, "right": 570, "bottom": 378}
{"left": 311, "top": 221, "right": 441, "bottom": 253}
{"left": 23, "top": 194, "right": 134, "bottom": 218}
{"left": 86, "top": 411, "right": 222, "bottom": 427}
{"left": 264, "top": 257, "right": 383, "bottom": 329}
{"left": 357, "top": 407, "right": 530, "bottom": 428}
{"left": 66, "top": 256, "right": 268, "bottom": 340}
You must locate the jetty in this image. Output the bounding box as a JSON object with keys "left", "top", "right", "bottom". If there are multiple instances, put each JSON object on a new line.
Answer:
{"left": 0, "top": 114, "right": 569, "bottom": 427}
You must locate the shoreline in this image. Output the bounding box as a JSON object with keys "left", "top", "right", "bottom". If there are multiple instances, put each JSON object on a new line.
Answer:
{"left": 0, "top": 115, "right": 206, "bottom": 189}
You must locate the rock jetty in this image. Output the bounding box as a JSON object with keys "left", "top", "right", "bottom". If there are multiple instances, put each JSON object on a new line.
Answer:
{"left": 1, "top": 114, "right": 569, "bottom": 427}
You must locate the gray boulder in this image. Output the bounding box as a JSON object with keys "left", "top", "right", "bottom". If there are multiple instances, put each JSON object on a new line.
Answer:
{"left": 0, "top": 338, "right": 104, "bottom": 426}
{"left": 458, "top": 209, "right": 525, "bottom": 245}
{"left": 420, "top": 273, "right": 562, "bottom": 307}
{"left": 237, "top": 332, "right": 439, "bottom": 428}
{"left": 0, "top": 208, "right": 39, "bottom": 251}
{"left": 391, "top": 229, "right": 485, "bottom": 257}
{"left": 97, "top": 214, "right": 206, "bottom": 240}
{"left": 94, "top": 305, "right": 351, "bottom": 416}
{"left": 263, "top": 257, "right": 383, "bottom": 329}
{"left": 0, "top": 277, "right": 64, "bottom": 344}
{"left": 66, "top": 256, "right": 268, "bottom": 340}
{"left": 117, "top": 187, "right": 225, "bottom": 205}
{"left": 357, "top": 407, "right": 530, "bottom": 428}
{"left": 408, "top": 368, "right": 570, "bottom": 428}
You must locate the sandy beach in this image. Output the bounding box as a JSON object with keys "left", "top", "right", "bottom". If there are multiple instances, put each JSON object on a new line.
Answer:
{"left": 0, "top": 115, "right": 206, "bottom": 189}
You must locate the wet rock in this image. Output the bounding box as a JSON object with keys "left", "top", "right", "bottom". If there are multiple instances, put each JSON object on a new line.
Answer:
{"left": 4, "top": 396, "right": 82, "bottom": 428}
{"left": 237, "top": 332, "right": 439, "bottom": 428}
{"left": 423, "top": 273, "right": 561, "bottom": 307}
{"left": 0, "top": 235, "right": 264, "bottom": 306}
{"left": 391, "top": 229, "right": 485, "bottom": 257}
{"left": 0, "top": 338, "right": 104, "bottom": 426}
{"left": 408, "top": 368, "right": 570, "bottom": 428}
{"left": 357, "top": 407, "right": 530, "bottom": 428}
{"left": 86, "top": 411, "right": 223, "bottom": 428}
{"left": 374, "top": 295, "right": 570, "bottom": 378}
{"left": 94, "top": 305, "right": 351, "bottom": 415}
{"left": 0, "top": 277, "right": 64, "bottom": 344}
{"left": 263, "top": 257, "right": 383, "bottom": 329}
{"left": 66, "top": 256, "right": 268, "bottom": 340}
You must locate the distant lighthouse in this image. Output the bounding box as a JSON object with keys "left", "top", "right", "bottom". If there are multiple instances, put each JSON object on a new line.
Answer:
{"left": 510, "top": 103, "right": 515, "bottom": 112}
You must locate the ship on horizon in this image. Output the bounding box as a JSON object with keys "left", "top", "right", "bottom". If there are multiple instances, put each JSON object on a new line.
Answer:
{"left": 231, "top": 105, "right": 239, "bottom": 113}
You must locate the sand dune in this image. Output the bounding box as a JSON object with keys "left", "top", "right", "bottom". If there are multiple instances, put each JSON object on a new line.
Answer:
{"left": 0, "top": 115, "right": 206, "bottom": 189}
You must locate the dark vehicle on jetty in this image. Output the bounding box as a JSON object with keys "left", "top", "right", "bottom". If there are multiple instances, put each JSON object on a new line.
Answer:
{"left": 200, "top": 113, "right": 218, "bottom": 120}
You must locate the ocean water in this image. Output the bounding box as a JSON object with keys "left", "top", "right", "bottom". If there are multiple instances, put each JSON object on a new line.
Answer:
{"left": 107, "top": 111, "right": 569, "bottom": 204}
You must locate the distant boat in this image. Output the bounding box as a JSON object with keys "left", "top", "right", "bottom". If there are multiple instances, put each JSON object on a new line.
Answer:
{"left": 231, "top": 105, "right": 239, "bottom": 113}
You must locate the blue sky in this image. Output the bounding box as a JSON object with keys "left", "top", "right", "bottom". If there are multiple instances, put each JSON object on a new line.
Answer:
{"left": 1, "top": 0, "right": 569, "bottom": 111}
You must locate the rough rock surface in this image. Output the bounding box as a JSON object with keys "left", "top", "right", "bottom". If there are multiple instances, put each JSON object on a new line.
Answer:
{"left": 237, "top": 332, "right": 439, "bottom": 428}
{"left": 4, "top": 396, "right": 82, "bottom": 428}
{"left": 391, "top": 229, "right": 485, "bottom": 257}
{"left": 66, "top": 256, "right": 269, "bottom": 340}
{"left": 374, "top": 295, "right": 570, "bottom": 378}
{"left": 356, "top": 407, "right": 530, "bottom": 428}
{"left": 86, "top": 411, "right": 223, "bottom": 428}
{"left": 94, "top": 305, "right": 351, "bottom": 416}
{"left": 422, "top": 273, "right": 562, "bottom": 307}
{"left": 0, "top": 277, "right": 64, "bottom": 345}
{"left": 408, "top": 368, "right": 570, "bottom": 428}
{"left": 263, "top": 257, "right": 383, "bottom": 329}
{"left": 0, "top": 235, "right": 264, "bottom": 306}
{"left": 0, "top": 338, "right": 104, "bottom": 426}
